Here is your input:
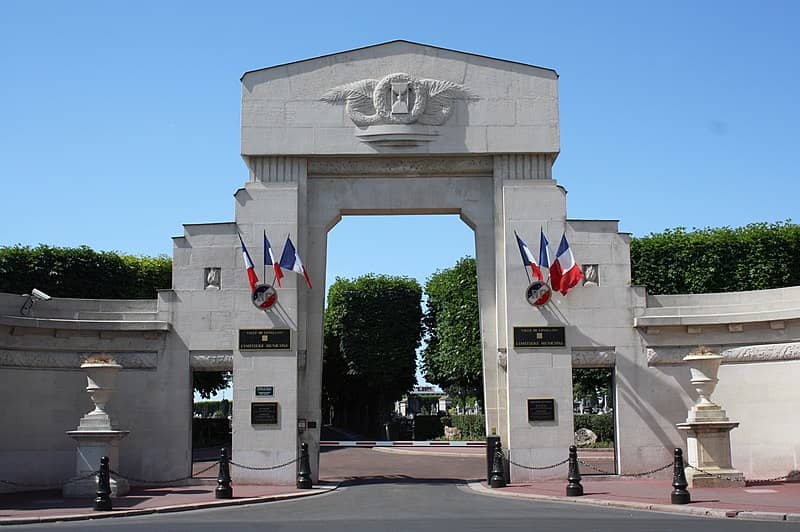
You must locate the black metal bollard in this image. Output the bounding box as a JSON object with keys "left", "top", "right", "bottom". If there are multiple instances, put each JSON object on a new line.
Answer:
{"left": 93, "top": 456, "right": 113, "bottom": 511}
{"left": 671, "top": 448, "right": 691, "bottom": 504}
{"left": 296, "top": 442, "right": 313, "bottom": 489}
{"left": 215, "top": 448, "right": 233, "bottom": 499}
{"left": 566, "top": 445, "right": 584, "bottom": 496}
{"left": 486, "top": 434, "right": 500, "bottom": 482}
{"left": 489, "top": 439, "right": 507, "bottom": 488}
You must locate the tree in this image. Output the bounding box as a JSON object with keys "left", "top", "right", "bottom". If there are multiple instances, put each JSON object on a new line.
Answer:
{"left": 323, "top": 274, "right": 422, "bottom": 436}
{"left": 421, "top": 257, "right": 483, "bottom": 405}
{"left": 193, "top": 371, "right": 232, "bottom": 399}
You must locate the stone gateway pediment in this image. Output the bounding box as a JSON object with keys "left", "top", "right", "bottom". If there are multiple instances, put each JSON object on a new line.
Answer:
{"left": 241, "top": 40, "right": 559, "bottom": 155}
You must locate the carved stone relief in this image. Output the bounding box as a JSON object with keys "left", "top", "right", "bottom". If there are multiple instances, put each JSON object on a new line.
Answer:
{"left": 646, "top": 342, "right": 800, "bottom": 366}
{"left": 571, "top": 348, "right": 616, "bottom": 367}
{"left": 0, "top": 349, "right": 158, "bottom": 369}
{"left": 190, "top": 351, "right": 233, "bottom": 371}
{"left": 321, "top": 73, "right": 473, "bottom": 127}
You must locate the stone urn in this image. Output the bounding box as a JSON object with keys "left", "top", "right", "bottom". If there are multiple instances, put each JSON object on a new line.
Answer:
{"left": 683, "top": 351, "right": 724, "bottom": 416}
{"left": 79, "top": 360, "right": 123, "bottom": 430}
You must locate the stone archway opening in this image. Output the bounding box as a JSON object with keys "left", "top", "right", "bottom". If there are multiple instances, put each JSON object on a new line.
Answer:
{"left": 317, "top": 213, "right": 486, "bottom": 483}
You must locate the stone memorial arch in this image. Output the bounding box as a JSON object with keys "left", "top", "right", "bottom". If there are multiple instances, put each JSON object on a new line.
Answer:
{"left": 226, "top": 40, "right": 587, "bottom": 482}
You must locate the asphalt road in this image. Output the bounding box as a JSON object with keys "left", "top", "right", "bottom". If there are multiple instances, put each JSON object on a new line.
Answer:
{"left": 5, "top": 482, "right": 793, "bottom": 531}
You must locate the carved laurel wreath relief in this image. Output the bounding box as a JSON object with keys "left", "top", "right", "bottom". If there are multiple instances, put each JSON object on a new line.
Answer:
{"left": 321, "top": 72, "right": 473, "bottom": 127}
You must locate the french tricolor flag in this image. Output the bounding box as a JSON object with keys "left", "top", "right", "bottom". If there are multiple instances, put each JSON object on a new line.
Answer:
{"left": 264, "top": 231, "right": 284, "bottom": 287}
{"left": 279, "top": 236, "right": 312, "bottom": 289}
{"left": 238, "top": 233, "right": 259, "bottom": 292}
{"left": 514, "top": 231, "right": 543, "bottom": 281}
{"left": 551, "top": 233, "right": 583, "bottom": 295}
{"left": 538, "top": 229, "right": 553, "bottom": 284}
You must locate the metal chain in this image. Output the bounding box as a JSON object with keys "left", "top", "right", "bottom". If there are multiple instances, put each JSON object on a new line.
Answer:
{"left": 110, "top": 461, "right": 219, "bottom": 485}
{"left": 505, "top": 456, "right": 570, "bottom": 471}
{"left": 229, "top": 456, "right": 300, "bottom": 471}
{"left": 577, "top": 459, "right": 673, "bottom": 477}
{"left": 684, "top": 463, "right": 793, "bottom": 484}
{"left": 627, "top": 462, "right": 674, "bottom": 477}
{"left": 576, "top": 459, "right": 615, "bottom": 475}
{"left": 0, "top": 470, "right": 99, "bottom": 489}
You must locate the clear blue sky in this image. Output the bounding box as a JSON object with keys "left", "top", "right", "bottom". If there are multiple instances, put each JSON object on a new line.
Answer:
{"left": 2, "top": 1, "right": 798, "bottom": 291}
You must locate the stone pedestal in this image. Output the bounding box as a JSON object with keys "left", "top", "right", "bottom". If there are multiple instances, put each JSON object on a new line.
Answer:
{"left": 677, "top": 351, "right": 744, "bottom": 488}
{"left": 677, "top": 421, "right": 744, "bottom": 487}
{"left": 63, "top": 430, "right": 130, "bottom": 497}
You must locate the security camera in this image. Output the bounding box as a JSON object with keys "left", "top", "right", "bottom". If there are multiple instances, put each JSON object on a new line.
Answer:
{"left": 31, "top": 288, "right": 51, "bottom": 301}
{"left": 20, "top": 288, "right": 52, "bottom": 316}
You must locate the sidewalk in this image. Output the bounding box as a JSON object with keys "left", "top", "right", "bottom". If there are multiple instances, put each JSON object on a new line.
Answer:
{"left": 469, "top": 478, "right": 800, "bottom": 522}
{"left": 0, "top": 483, "right": 337, "bottom": 526}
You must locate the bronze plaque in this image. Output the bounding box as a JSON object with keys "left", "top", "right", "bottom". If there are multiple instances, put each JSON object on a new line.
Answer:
{"left": 527, "top": 398, "right": 556, "bottom": 421}
{"left": 513, "top": 326, "right": 565, "bottom": 348}
{"left": 251, "top": 402, "right": 279, "bottom": 425}
{"left": 239, "top": 329, "right": 291, "bottom": 350}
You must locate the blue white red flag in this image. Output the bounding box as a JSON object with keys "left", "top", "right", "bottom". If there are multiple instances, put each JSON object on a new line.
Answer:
{"left": 551, "top": 233, "right": 583, "bottom": 295}
{"left": 514, "top": 231, "right": 543, "bottom": 280}
{"left": 264, "top": 231, "right": 284, "bottom": 287}
{"left": 238, "top": 233, "right": 259, "bottom": 292}
{"left": 539, "top": 229, "right": 554, "bottom": 284}
{"left": 279, "top": 236, "right": 312, "bottom": 289}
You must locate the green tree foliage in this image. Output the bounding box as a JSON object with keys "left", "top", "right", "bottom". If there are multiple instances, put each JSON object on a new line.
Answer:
{"left": 573, "top": 368, "right": 612, "bottom": 410}
{"left": 0, "top": 244, "right": 171, "bottom": 299}
{"left": 421, "top": 257, "right": 483, "bottom": 403}
{"left": 630, "top": 222, "right": 800, "bottom": 295}
{"left": 323, "top": 274, "right": 422, "bottom": 436}
{"left": 193, "top": 371, "right": 232, "bottom": 400}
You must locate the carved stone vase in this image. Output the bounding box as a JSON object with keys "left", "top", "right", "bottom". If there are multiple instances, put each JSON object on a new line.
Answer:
{"left": 80, "top": 362, "right": 122, "bottom": 429}
{"left": 683, "top": 352, "right": 725, "bottom": 421}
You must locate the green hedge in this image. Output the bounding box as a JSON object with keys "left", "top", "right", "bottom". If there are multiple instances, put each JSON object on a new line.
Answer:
{"left": 413, "top": 415, "right": 444, "bottom": 440}
{"left": 573, "top": 413, "right": 614, "bottom": 443}
{"left": 631, "top": 222, "right": 800, "bottom": 295}
{"left": 0, "top": 244, "right": 171, "bottom": 299}
{"left": 449, "top": 414, "right": 485, "bottom": 440}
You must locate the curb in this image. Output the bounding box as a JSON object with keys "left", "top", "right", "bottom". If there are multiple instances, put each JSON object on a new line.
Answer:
{"left": 0, "top": 484, "right": 338, "bottom": 526}
{"left": 466, "top": 482, "right": 796, "bottom": 522}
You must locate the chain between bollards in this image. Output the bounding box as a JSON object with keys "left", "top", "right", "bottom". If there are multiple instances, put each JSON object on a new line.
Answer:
{"left": 93, "top": 456, "right": 113, "bottom": 511}
{"left": 215, "top": 448, "right": 233, "bottom": 499}
{"left": 566, "top": 445, "right": 583, "bottom": 496}
{"left": 489, "top": 439, "right": 507, "bottom": 488}
{"left": 671, "top": 448, "right": 691, "bottom": 504}
{"left": 296, "top": 442, "right": 313, "bottom": 489}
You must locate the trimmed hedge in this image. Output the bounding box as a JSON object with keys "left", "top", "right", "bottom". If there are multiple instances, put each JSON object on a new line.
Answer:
{"left": 450, "top": 414, "right": 485, "bottom": 440}
{"left": 630, "top": 222, "right": 800, "bottom": 295}
{"left": 573, "top": 413, "right": 614, "bottom": 443}
{"left": 0, "top": 244, "right": 171, "bottom": 299}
